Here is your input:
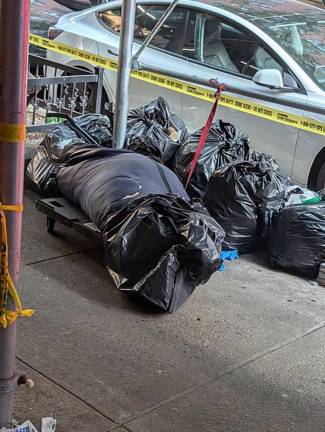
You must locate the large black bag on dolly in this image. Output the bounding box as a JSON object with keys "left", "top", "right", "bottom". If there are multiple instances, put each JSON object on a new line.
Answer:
{"left": 204, "top": 155, "right": 292, "bottom": 254}
{"left": 57, "top": 147, "right": 225, "bottom": 312}
{"left": 126, "top": 97, "right": 188, "bottom": 165}
{"left": 269, "top": 202, "right": 325, "bottom": 278}
{"left": 26, "top": 113, "right": 112, "bottom": 194}
{"left": 174, "top": 120, "right": 249, "bottom": 198}
{"left": 103, "top": 195, "right": 225, "bottom": 312}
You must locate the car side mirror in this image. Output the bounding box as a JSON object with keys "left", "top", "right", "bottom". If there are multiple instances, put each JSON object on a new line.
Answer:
{"left": 253, "top": 69, "right": 284, "bottom": 89}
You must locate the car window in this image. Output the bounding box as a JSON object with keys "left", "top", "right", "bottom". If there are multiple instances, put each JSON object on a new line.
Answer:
{"left": 97, "top": 6, "right": 189, "bottom": 55}
{"left": 134, "top": 6, "right": 189, "bottom": 54}
{"left": 262, "top": 18, "right": 325, "bottom": 92}
{"left": 97, "top": 8, "right": 122, "bottom": 33}
{"left": 183, "top": 12, "right": 297, "bottom": 86}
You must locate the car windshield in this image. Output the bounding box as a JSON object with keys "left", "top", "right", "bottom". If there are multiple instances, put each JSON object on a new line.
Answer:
{"left": 211, "top": 0, "right": 325, "bottom": 91}
{"left": 259, "top": 17, "right": 325, "bottom": 91}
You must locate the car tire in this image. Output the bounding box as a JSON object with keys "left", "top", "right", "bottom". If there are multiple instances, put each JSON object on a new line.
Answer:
{"left": 316, "top": 161, "right": 325, "bottom": 192}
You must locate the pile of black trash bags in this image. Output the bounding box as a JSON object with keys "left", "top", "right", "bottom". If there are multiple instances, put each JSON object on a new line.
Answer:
{"left": 125, "top": 98, "right": 325, "bottom": 278}
{"left": 27, "top": 97, "right": 325, "bottom": 311}
{"left": 172, "top": 120, "right": 324, "bottom": 278}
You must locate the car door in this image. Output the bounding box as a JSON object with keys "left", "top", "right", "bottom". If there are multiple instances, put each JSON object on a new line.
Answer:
{"left": 96, "top": 3, "right": 188, "bottom": 117}
{"left": 181, "top": 10, "right": 308, "bottom": 179}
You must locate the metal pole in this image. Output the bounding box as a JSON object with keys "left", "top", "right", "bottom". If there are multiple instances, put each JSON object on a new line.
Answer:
{"left": 113, "top": 0, "right": 136, "bottom": 149}
{"left": 0, "top": 0, "right": 30, "bottom": 426}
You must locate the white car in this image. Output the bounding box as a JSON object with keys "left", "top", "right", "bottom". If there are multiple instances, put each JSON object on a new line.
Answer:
{"left": 48, "top": 0, "right": 325, "bottom": 188}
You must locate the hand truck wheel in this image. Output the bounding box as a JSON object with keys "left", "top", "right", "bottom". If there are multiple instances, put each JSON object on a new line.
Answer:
{"left": 47, "top": 216, "right": 56, "bottom": 234}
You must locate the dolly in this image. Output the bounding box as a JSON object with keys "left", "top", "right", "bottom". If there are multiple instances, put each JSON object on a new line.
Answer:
{"left": 36, "top": 196, "right": 101, "bottom": 239}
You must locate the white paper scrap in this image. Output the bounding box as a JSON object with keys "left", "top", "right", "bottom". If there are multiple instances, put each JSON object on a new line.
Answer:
{"left": 41, "top": 418, "right": 56, "bottom": 432}
{"left": 0, "top": 420, "right": 38, "bottom": 432}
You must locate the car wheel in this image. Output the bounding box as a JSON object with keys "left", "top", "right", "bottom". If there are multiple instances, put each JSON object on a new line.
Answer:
{"left": 316, "top": 161, "right": 325, "bottom": 192}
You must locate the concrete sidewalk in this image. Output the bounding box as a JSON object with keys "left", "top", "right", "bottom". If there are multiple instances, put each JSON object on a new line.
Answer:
{"left": 14, "top": 188, "right": 325, "bottom": 431}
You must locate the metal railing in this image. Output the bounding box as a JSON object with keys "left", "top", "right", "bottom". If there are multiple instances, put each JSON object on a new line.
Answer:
{"left": 27, "top": 55, "right": 104, "bottom": 132}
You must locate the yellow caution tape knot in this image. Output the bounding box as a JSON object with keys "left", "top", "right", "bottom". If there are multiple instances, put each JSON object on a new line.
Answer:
{"left": 0, "top": 203, "right": 34, "bottom": 329}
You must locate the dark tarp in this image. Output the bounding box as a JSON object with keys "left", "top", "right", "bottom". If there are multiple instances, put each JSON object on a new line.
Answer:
{"left": 57, "top": 148, "right": 188, "bottom": 226}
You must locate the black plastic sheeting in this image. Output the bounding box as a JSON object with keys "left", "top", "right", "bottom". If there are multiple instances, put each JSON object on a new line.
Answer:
{"left": 26, "top": 114, "right": 112, "bottom": 194}
{"left": 127, "top": 136, "right": 163, "bottom": 163}
{"left": 28, "top": 116, "right": 225, "bottom": 312}
{"left": 204, "top": 155, "right": 292, "bottom": 254}
{"left": 56, "top": 147, "right": 224, "bottom": 311}
{"left": 174, "top": 120, "right": 249, "bottom": 198}
{"left": 269, "top": 202, "right": 325, "bottom": 277}
{"left": 102, "top": 195, "right": 225, "bottom": 312}
{"left": 260, "top": 186, "right": 319, "bottom": 238}
{"left": 57, "top": 148, "right": 188, "bottom": 225}
{"left": 126, "top": 97, "right": 188, "bottom": 165}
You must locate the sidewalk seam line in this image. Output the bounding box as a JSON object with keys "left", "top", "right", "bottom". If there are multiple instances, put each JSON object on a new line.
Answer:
{"left": 119, "top": 320, "right": 325, "bottom": 426}
{"left": 23, "top": 247, "right": 101, "bottom": 267}
{"left": 16, "top": 356, "right": 117, "bottom": 426}
{"left": 109, "top": 426, "right": 133, "bottom": 432}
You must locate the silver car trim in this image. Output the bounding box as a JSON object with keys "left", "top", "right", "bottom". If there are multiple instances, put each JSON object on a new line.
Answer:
{"left": 137, "top": 62, "right": 325, "bottom": 116}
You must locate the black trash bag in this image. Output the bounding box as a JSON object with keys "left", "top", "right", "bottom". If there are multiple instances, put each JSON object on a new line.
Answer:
{"left": 269, "top": 202, "right": 325, "bottom": 277}
{"left": 173, "top": 120, "right": 249, "bottom": 198}
{"left": 26, "top": 114, "right": 112, "bottom": 193}
{"left": 204, "top": 157, "right": 291, "bottom": 254}
{"left": 73, "top": 114, "right": 113, "bottom": 147}
{"left": 103, "top": 195, "right": 225, "bottom": 312}
{"left": 56, "top": 147, "right": 224, "bottom": 312}
{"left": 127, "top": 136, "right": 163, "bottom": 163}
{"left": 250, "top": 150, "right": 280, "bottom": 170}
{"left": 260, "top": 187, "right": 321, "bottom": 238}
{"left": 255, "top": 149, "right": 320, "bottom": 237}
{"left": 126, "top": 97, "right": 188, "bottom": 164}
{"left": 251, "top": 151, "right": 290, "bottom": 237}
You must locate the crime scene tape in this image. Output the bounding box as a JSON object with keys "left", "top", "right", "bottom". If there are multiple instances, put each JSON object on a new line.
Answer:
{"left": 0, "top": 203, "right": 34, "bottom": 328}
{"left": 29, "top": 33, "right": 325, "bottom": 136}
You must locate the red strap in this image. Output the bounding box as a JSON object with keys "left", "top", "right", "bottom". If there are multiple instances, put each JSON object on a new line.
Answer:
{"left": 186, "top": 84, "right": 225, "bottom": 189}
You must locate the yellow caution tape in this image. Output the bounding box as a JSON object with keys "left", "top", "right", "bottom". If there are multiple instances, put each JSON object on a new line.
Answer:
{"left": 29, "top": 33, "right": 325, "bottom": 136}
{"left": 29, "top": 34, "right": 118, "bottom": 71}
{"left": 0, "top": 123, "right": 26, "bottom": 143}
{"left": 0, "top": 203, "right": 34, "bottom": 328}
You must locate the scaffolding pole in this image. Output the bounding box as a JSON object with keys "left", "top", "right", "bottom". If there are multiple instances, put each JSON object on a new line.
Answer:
{"left": 0, "top": 0, "right": 30, "bottom": 426}
{"left": 113, "top": 0, "right": 136, "bottom": 149}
